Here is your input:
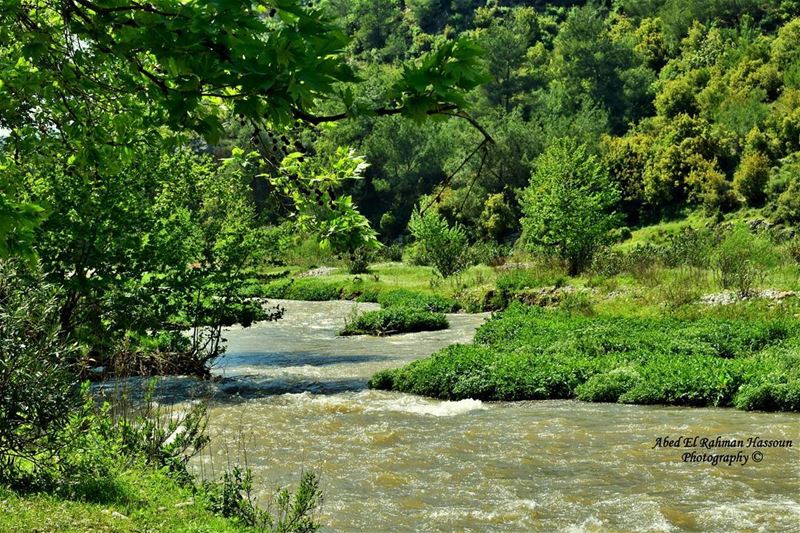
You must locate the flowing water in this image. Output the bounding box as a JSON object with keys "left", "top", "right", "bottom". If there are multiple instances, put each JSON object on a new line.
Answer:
{"left": 174, "top": 300, "right": 799, "bottom": 532}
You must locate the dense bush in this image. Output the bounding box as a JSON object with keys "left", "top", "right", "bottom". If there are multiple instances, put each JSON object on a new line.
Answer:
{"left": 575, "top": 368, "right": 642, "bottom": 403}
{"left": 467, "top": 241, "right": 510, "bottom": 267}
{"left": 734, "top": 151, "right": 771, "bottom": 206}
{"left": 340, "top": 306, "right": 448, "bottom": 336}
{"left": 520, "top": 140, "right": 621, "bottom": 275}
{"left": 343, "top": 246, "right": 374, "bottom": 274}
{"left": 381, "top": 243, "right": 404, "bottom": 262}
{"left": 371, "top": 304, "right": 799, "bottom": 411}
{"left": 734, "top": 380, "right": 800, "bottom": 411}
{"left": 207, "top": 467, "right": 323, "bottom": 532}
{"left": 407, "top": 208, "right": 470, "bottom": 278}
{"left": 0, "top": 262, "right": 80, "bottom": 483}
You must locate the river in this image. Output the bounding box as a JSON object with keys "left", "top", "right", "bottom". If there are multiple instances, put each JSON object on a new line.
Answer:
{"left": 180, "top": 300, "right": 800, "bottom": 532}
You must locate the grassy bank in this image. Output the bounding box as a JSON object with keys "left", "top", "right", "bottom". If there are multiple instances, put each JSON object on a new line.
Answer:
{"left": 244, "top": 262, "right": 493, "bottom": 308}
{"left": 370, "top": 304, "right": 800, "bottom": 411}
{"left": 0, "top": 467, "right": 243, "bottom": 533}
{"left": 0, "top": 383, "right": 323, "bottom": 533}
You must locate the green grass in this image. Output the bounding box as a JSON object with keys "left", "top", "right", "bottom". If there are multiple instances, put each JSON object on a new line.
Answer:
{"left": 614, "top": 211, "right": 711, "bottom": 252}
{"left": 0, "top": 467, "right": 248, "bottom": 533}
{"left": 376, "top": 289, "right": 459, "bottom": 312}
{"left": 250, "top": 262, "right": 498, "bottom": 310}
{"left": 370, "top": 303, "right": 800, "bottom": 411}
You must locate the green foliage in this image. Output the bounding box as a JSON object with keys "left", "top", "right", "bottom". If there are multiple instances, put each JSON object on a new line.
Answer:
{"left": 734, "top": 380, "right": 800, "bottom": 411}
{"left": 520, "top": 140, "right": 621, "bottom": 274}
{"left": 559, "top": 291, "right": 596, "bottom": 316}
{"left": 343, "top": 246, "right": 374, "bottom": 274}
{"left": 277, "top": 148, "right": 380, "bottom": 258}
{"left": 407, "top": 208, "right": 470, "bottom": 278}
{"left": 770, "top": 153, "right": 800, "bottom": 223}
{"left": 713, "top": 225, "right": 779, "bottom": 296}
{"left": 734, "top": 151, "right": 771, "bottom": 206}
{"left": 0, "top": 261, "right": 80, "bottom": 483}
{"left": 207, "top": 467, "right": 323, "bottom": 533}
{"left": 478, "top": 193, "right": 516, "bottom": 241}
{"left": 467, "top": 241, "right": 510, "bottom": 267}
{"left": 381, "top": 243, "right": 405, "bottom": 262}
{"left": 575, "top": 368, "right": 642, "bottom": 403}
{"left": 261, "top": 279, "right": 343, "bottom": 301}
{"left": 340, "top": 306, "right": 448, "bottom": 336}
{"left": 371, "top": 303, "right": 799, "bottom": 410}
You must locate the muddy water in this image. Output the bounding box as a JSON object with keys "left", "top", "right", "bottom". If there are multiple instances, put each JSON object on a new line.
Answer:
{"left": 189, "top": 300, "right": 799, "bottom": 532}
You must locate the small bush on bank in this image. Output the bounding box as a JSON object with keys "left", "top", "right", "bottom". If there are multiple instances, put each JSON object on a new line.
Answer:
{"left": 343, "top": 246, "right": 373, "bottom": 274}
{"left": 656, "top": 267, "right": 706, "bottom": 309}
{"left": 340, "top": 306, "right": 448, "bottom": 336}
{"left": 382, "top": 243, "right": 404, "bottom": 262}
{"left": 468, "top": 241, "right": 510, "bottom": 267}
{"left": 734, "top": 380, "right": 800, "bottom": 411}
{"left": 559, "top": 291, "right": 596, "bottom": 316}
{"left": 575, "top": 368, "right": 642, "bottom": 402}
{"left": 260, "top": 279, "right": 343, "bottom": 301}
{"left": 1, "top": 377, "right": 325, "bottom": 531}
{"left": 407, "top": 208, "right": 470, "bottom": 278}
{"left": 713, "top": 225, "right": 778, "bottom": 297}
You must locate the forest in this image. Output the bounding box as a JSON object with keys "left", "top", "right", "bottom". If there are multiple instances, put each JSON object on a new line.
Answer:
{"left": 2, "top": 0, "right": 800, "bottom": 531}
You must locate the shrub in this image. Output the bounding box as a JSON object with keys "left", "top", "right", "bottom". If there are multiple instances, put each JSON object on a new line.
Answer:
{"left": 520, "top": 140, "right": 621, "bottom": 275}
{"left": 340, "top": 306, "right": 448, "bottom": 336}
{"left": 343, "top": 246, "right": 373, "bottom": 274}
{"left": 657, "top": 267, "right": 705, "bottom": 309}
{"left": 492, "top": 267, "right": 566, "bottom": 309}
{"left": 207, "top": 467, "right": 323, "bottom": 532}
{"left": 775, "top": 181, "right": 800, "bottom": 224}
{"left": 382, "top": 243, "right": 404, "bottom": 262}
{"left": 590, "top": 247, "right": 625, "bottom": 276}
{"left": 618, "top": 355, "right": 744, "bottom": 407}
{"left": 712, "top": 225, "right": 778, "bottom": 297}
{"left": 407, "top": 208, "right": 469, "bottom": 278}
{"left": 559, "top": 291, "right": 595, "bottom": 316}
{"left": 660, "top": 227, "right": 716, "bottom": 268}
{"left": 467, "top": 241, "right": 509, "bottom": 267}
{"left": 0, "top": 261, "right": 80, "bottom": 483}
{"left": 734, "top": 381, "right": 800, "bottom": 411}
{"left": 478, "top": 193, "right": 516, "bottom": 241}
{"left": 262, "top": 279, "right": 343, "bottom": 301}
{"left": 575, "top": 368, "right": 642, "bottom": 402}
{"left": 734, "top": 151, "right": 770, "bottom": 207}
{"left": 624, "top": 243, "right": 663, "bottom": 284}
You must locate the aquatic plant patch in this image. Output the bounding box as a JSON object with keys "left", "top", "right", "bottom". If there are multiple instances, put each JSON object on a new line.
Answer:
{"left": 340, "top": 306, "right": 448, "bottom": 336}
{"left": 370, "top": 304, "right": 800, "bottom": 411}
